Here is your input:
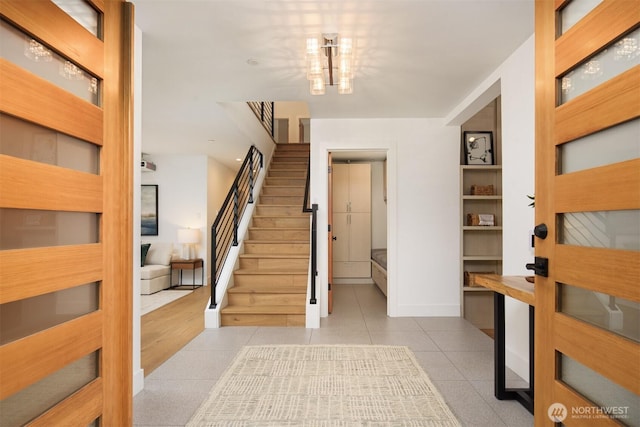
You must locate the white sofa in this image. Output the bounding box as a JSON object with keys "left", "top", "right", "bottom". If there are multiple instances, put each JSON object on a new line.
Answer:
{"left": 140, "top": 242, "right": 174, "bottom": 295}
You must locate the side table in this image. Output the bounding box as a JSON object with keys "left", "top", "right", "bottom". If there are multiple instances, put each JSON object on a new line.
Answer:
{"left": 170, "top": 258, "right": 204, "bottom": 289}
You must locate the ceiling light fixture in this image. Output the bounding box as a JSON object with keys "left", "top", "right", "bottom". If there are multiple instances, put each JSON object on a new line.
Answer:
{"left": 306, "top": 33, "right": 354, "bottom": 95}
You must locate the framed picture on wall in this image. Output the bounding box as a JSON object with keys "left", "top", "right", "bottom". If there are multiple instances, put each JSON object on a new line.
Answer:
{"left": 463, "top": 131, "right": 494, "bottom": 165}
{"left": 141, "top": 185, "right": 158, "bottom": 236}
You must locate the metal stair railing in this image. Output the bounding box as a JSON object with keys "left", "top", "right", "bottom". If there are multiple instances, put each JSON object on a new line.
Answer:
{"left": 247, "top": 102, "right": 275, "bottom": 139}
{"left": 210, "top": 145, "right": 263, "bottom": 309}
{"left": 302, "top": 156, "right": 318, "bottom": 305}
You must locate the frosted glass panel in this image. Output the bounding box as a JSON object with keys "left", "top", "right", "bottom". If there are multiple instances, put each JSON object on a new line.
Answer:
{"left": 52, "top": 0, "right": 100, "bottom": 37}
{"left": 559, "top": 0, "right": 603, "bottom": 34}
{"left": 0, "top": 209, "right": 99, "bottom": 250}
{"left": 0, "top": 113, "right": 99, "bottom": 173}
{"left": 559, "top": 210, "right": 640, "bottom": 251}
{"left": 559, "top": 354, "right": 639, "bottom": 426}
{"left": 559, "top": 283, "right": 640, "bottom": 342}
{"left": 0, "top": 20, "right": 100, "bottom": 105}
{"left": 0, "top": 352, "right": 99, "bottom": 427}
{"left": 560, "top": 119, "right": 640, "bottom": 174}
{"left": 560, "top": 28, "right": 640, "bottom": 104}
{"left": 0, "top": 283, "right": 99, "bottom": 345}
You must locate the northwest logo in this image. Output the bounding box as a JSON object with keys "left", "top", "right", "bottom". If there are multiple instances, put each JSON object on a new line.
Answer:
{"left": 548, "top": 403, "right": 568, "bottom": 422}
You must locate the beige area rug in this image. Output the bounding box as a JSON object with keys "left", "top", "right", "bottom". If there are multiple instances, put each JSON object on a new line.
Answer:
{"left": 140, "top": 290, "right": 192, "bottom": 315}
{"left": 187, "top": 345, "right": 460, "bottom": 427}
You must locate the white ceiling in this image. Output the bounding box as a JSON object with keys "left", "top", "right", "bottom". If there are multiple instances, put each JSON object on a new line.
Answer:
{"left": 132, "top": 0, "right": 534, "bottom": 169}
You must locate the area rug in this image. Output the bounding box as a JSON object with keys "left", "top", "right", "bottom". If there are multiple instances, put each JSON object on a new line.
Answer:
{"left": 187, "top": 345, "right": 460, "bottom": 426}
{"left": 140, "top": 290, "right": 192, "bottom": 315}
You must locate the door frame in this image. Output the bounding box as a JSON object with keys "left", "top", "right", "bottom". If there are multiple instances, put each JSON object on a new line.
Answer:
{"left": 326, "top": 149, "right": 390, "bottom": 315}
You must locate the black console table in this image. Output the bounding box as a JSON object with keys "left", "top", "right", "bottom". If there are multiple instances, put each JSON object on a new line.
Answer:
{"left": 476, "top": 274, "right": 535, "bottom": 414}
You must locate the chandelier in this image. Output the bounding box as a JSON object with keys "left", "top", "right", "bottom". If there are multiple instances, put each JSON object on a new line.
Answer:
{"left": 306, "top": 33, "right": 354, "bottom": 95}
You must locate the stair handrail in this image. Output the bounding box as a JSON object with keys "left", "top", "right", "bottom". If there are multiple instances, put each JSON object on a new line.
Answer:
{"left": 247, "top": 101, "right": 275, "bottom": 139}
{"left": 302, "top": 156, "right": 312, "bottom": 213}
{"left": 309, "top": 203, "right": 318, "bottom": 305}
{"left": 210, "top": 145, "right": 263, "bottom": 309}
{"left": 301, "top": 155, "right": 317, "bottom": 305}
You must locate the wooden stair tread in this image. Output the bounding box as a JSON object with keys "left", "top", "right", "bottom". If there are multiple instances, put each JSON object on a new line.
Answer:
{"left": 249, "top": 227, "right": 308, "bottom": 231}
{"left": 258, "top": 204, "right": 307, "bottom": 207}
{"left": 252, "top": 215, "right": 310, "bottom": 219}
{"left": 245, "top": 240, "right": 309, "bottom": 244}
{"left": 221, "top": 305, "right": 306, "bottom": 314}
{"left": 239, "top": 253, "right": 309, "bottom": 258}
{"left": 234, "top": 269, "right": 307, "bottom": 275}
{"left": 228, "top": 286, "right": 306, "bottom": 294}
{"left": 269, "top": 163, "right": 307, "bottom": 166}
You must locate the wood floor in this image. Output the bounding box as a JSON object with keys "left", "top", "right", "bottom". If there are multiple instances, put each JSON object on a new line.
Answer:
{"left": 141, "top": 286, "right": 211, "bottom": 376}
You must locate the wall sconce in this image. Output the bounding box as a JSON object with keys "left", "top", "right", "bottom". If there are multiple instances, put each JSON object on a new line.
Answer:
{"left": 177, "top": 228, "right": 200, "bottom": 259}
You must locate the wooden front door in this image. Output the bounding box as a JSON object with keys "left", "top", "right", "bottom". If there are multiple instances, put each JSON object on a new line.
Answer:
{"left": 535, "top": 1, "right": 639, "bottom": 425}
{"left": 0, "top": 1, "right": 133, "bottom": 425}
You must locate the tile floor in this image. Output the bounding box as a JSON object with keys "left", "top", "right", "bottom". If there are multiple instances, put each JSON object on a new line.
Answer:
{"left": 134, "top": 283, "right": 534, "bottom": 426}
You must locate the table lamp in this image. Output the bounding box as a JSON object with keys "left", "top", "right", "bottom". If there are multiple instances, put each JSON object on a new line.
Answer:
{"left": 177, "top": 228, "right": 200, "bottom": 259}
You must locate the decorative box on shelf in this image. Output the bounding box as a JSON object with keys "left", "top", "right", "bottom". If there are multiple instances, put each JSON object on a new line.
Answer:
{"left": 470, "top": 184, "right": 495, "bottom": 195}
{"left": 467, "top": 213, "right": 495, "bottom": 226}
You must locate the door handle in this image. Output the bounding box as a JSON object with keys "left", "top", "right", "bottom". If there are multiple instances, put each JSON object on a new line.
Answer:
{"left": 332, "top": 236, "right": 337, "bottom": 241}
{"left": 526, "top": 256, "right": 549, "bottom": 277}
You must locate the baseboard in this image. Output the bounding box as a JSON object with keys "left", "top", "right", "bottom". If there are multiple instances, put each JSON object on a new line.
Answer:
{"left": 133, "top": 368, "right": 144, "bottom": 396}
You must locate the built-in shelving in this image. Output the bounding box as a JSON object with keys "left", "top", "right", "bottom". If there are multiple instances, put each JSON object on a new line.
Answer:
{"left": 460, "top": 163, "right": 503, "bottom": 329}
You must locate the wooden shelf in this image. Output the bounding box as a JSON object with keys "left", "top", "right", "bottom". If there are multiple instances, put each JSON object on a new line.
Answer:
{"left": 463, "top": 226, "right": 503, "bottom": 231}
{"left": 461, "top": 165, "right": 502, "bottom": 171}
{"left": 462, "top": 195, "right": 502, "bottom": 200}
{"left": 463, "top": 255, "right": 502, "bottom": 261}
{"left": 460, "top": 130, "right": 502, "bottom": 330}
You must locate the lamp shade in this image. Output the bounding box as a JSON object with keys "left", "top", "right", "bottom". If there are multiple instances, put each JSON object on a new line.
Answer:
{"left": 177, "top": 228, "right": 200, "bottom": 244}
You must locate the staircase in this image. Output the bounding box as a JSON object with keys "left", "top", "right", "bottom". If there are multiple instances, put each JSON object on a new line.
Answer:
{"left": 220, "top": 143, "right": 311, "bottom": 326}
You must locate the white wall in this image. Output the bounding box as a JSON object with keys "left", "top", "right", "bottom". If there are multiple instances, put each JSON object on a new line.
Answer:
{"left": 139, "top": 154, "right": 236, "bottom": 287}
{"left": 141, "top": 155, "right": 209, "bottom": 283}
{"left": 371, "top": 161, "right": 387, "bottom": 249}
{"left": 274, "top": 101, "right": 310, "bottom": 143}
{"left": 446, "top": 35, "right": 535, "bottom": 381}
{"left": 310, "top": 119, "right": 460, "bottom": 318}
{"left": 500, "top": 36, "right": 535, "bottom": 382}
{"left": 206, "top": 156, "right": 237, "bottom": 280}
